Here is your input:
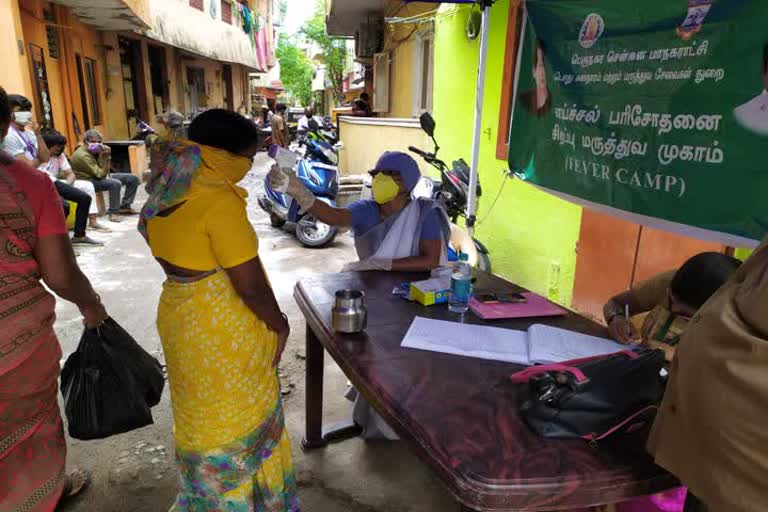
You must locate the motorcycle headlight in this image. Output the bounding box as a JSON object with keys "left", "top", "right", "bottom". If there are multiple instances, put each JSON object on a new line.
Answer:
{"left": 322, "top": 148, "right": 339, "bottom": 165}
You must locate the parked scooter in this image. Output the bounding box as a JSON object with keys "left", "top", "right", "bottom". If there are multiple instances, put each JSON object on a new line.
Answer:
{"left": 258, "top": 126, "right": 340, "bottom": 248}
{"left": 408, "top": 112, "right": 492, "bottom": 272}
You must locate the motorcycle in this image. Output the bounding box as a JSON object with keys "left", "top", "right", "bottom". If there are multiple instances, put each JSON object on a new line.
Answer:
{"left": 258, "top": 124, "right": 340, "bottom": 248}
{"left": 297, "top": 117, "right": 338, "bottom": 147}
{"left": 408, "top": 112, "right": 492, "bottom": 273}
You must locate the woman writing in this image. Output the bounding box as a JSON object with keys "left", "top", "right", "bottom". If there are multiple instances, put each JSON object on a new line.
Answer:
{"left": 601, "top": 251, "right": 740, "bottom": 512}
{"left": 140, "top": 109, "right": 298, "bottom": 511}
{"left": 269, "top": 151, "right": 450, "bottom": 272}
{"left": 604, "top": 252, "right": 741, "bottom": 361}
{"left": 0, "top": 86, "right": 107, "bottom": 509}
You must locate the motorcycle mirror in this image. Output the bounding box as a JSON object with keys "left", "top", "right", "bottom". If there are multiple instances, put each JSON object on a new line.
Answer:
{"left": 419, "top": 113, "right": 436, "bottom": 137}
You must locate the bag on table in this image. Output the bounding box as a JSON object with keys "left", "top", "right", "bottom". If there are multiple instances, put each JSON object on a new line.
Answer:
{"left": 511, "top": 347, "right": 665, "bottom": 442}
{"left": 61, "top": 319, "right": 164, "bottom": 440}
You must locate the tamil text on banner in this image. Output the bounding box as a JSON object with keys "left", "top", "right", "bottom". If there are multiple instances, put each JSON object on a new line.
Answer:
{"left": 508, "top": 0, "right": 768, "bottom": 246}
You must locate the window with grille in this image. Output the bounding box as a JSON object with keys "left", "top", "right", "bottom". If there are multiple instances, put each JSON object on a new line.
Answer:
{"left": 190, "top": 0, "right": 204, "bottom": 11}
{"left": 372, "top": 52, "right": 390, "bottom": 113}
{"left": 413, "top": 33, "right": 434, "bottom": 115}
{"left": 84, "top": 59, "right": 102, "bottom": 125}
{"left": 43, "top": 9, "right": 60, "bottom": 59}
{"left": 222, "top": 1, "right": 232, "bottom": 23}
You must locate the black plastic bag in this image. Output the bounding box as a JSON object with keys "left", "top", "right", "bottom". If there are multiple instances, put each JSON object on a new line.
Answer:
{"left": 61, "top": 319, "right": 164, "bottom": 440}
{"left": 97, "top": 318, "right": 165, "bottom": 407}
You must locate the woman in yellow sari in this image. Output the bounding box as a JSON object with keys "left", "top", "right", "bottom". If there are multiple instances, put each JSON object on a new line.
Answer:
{"left": 139, "top": 109, "right": 298, "bottom": 511}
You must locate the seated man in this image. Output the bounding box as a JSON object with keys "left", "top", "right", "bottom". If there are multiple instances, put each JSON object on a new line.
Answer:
{"left": 40, "top": 129, "right": 110, "bottom": 235}
{"left": 351, "top": 92, "right": 373, "bottom": 117}
{"left": 603, "top": 252, "right": 741, "bottom": 361}
{"left": 4, "top": 94, "right": 49, "bottom": 168}
{"left": 270, "top": 151, "right": 450, "bottom": 273}
{"left": 296, "top": 107, "right": 315, "bottom": 133}
{"left": 70, "top": 129, "right": 139, "bottom": 222}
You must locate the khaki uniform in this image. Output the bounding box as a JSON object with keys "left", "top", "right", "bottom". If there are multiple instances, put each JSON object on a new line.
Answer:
{"left": 270, "top": 114, "right": 290, "bottom": 148}
{"left": 648, "top": 238, "right": 768, "bottom": 512}
{"left": 627, "top": 271, "right": 683, "bottom": 362}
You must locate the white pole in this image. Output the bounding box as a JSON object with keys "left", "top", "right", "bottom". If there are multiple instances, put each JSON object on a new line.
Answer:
{"left": 466, "top": 2, "right": 491, "bottom": 238}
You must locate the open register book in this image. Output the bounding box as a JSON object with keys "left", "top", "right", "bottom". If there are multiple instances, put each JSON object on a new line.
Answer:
{"left": 401, "top": 317, "right": 626, "bottom": 365}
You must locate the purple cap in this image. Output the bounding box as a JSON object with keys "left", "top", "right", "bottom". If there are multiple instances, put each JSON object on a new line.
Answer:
{"left": 371, "top": 151, "right": 421, "bottom": 192}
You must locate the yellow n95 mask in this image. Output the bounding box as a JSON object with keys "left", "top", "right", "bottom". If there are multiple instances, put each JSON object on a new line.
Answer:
{"left": 372, "top": 173, "right": 400, "bottom": 204}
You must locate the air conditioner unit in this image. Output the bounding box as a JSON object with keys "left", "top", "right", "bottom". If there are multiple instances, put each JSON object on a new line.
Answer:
{"left": 355, "top": 21, "right": 383, "bottom": 59}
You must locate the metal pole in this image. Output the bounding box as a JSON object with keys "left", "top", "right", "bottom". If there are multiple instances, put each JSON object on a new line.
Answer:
{"left": 466, "top": 1, "right": 492, "bottom": 237}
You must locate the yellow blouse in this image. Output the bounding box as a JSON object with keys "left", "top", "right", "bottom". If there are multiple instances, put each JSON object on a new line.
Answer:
{"left": 146, "top": 189, "right": 258, "bottom": 271}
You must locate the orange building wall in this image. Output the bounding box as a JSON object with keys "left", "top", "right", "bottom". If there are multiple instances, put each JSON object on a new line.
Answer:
{"left": 0, "top": 1, "right": 33, "bottom": 96}
{"left": 17, "top": 0, "right": 110, "bottom": 150}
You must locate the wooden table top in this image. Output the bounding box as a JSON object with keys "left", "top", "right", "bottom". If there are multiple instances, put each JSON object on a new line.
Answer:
{"left": 294, "top": 270, "right": 677, "bottom": 511}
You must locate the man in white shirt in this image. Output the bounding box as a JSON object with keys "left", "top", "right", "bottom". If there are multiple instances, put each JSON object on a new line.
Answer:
{"left": 733, "top": 44, "right": 768, "bottom": 136}
{"left": 3, "top": 94, "right": 50, "bottom": 167}
{"left": 297, "top": 107, "right": 321, "bottom": 133}
{"left": 40, "top": 129, "right": 110, "bottom": 239}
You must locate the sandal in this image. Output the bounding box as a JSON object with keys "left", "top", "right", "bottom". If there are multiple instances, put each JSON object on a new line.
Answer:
{"left": 57, "top": 468, "right": 91, "bottom": 508}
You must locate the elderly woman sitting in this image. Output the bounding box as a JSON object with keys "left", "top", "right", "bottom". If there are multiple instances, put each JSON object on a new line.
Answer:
{"left": 269, "top": 151, "right": 450, "bottom": 272}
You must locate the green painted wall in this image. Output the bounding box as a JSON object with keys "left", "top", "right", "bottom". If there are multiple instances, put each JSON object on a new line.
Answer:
{"left": 432, "top": 2, "right": 583, "bottom": 305}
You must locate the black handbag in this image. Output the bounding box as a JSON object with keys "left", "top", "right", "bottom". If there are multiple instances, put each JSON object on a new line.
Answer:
{"left": 512, "top": 348, "right": 666, "bottom": 442}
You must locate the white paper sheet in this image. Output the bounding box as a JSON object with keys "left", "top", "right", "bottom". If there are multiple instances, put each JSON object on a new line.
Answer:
{"left": 527, "top": 324, "right": 626, "bottom": 365}
{"left": 401, "top": 316, "right": 530, "bottom": 364}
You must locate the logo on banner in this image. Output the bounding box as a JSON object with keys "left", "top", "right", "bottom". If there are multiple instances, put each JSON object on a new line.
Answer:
{"left": 579, "top": 14, "right": 605, "bottom": 49}
{"left": 677, "top": 0, "right": 713, "bottom": 40}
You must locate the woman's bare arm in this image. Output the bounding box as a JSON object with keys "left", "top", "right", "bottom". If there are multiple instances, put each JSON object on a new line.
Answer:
{"left": 389, "top": 239, "right": 442, "bottom": 272}
{"left": 226, "top": 256, "right": 287, "bottom": 332}
{"left": 34, "top": 234, "right": 107, "bottom": 326}
{"left": 226, "top": 256, "right": 290, "bottom": 367}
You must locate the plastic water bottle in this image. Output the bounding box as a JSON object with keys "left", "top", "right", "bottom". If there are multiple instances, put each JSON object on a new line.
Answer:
{"left": 449, "top": 253, "right": 472, "bottom": 313}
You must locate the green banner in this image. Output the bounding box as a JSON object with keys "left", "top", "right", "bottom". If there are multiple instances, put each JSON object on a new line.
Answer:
{"left": 508, "top": 0, "right": 768, "bottom": 246}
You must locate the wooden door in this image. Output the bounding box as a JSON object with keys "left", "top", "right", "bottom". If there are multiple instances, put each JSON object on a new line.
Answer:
{"left": 572, "top": 209, "right": 727, "bottom": 321}
{"left": 572, "top": 210, "right": 641, "bottom": 321}
{"left": 633, "top": 227, "right": 723, "bottom": 283}
{"left": 222, "top": 64, "right": 234, "bottom": 111}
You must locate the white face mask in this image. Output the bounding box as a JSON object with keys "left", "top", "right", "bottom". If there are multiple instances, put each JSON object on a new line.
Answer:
{"left": 13, "top": 111, "right": 33, "bottom": 126}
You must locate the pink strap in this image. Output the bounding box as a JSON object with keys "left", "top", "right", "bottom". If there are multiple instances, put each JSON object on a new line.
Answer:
{"left": 510, "top": 350, "right": 639, "bottom": 384}
{"left": 581, "top": 405, "right": 658, "bottom": 442}
{"left": 510, "top": 364, "right": 588, "bottom": 384}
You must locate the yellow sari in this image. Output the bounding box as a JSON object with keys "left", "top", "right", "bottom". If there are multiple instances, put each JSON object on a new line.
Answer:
{"left": 142, "top": 142, "right": 298, "bottom": 512}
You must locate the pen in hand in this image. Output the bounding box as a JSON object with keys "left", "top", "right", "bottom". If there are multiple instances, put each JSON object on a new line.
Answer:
{"left": 624, "top": 304, "right": 640, "bottom": 344}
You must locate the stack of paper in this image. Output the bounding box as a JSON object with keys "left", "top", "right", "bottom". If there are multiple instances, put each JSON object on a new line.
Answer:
{"left": 400, "top": 317, "right": 530, "bottom": 364}
{"left": 526, "top": 324, "right": 627, "bottom": 364}
{"left": 401, "top": 317, "right": 626, "bottom": 365}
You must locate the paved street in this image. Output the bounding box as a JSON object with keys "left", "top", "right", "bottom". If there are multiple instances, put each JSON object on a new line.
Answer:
{"left": 56, "top": 153, "right": 457, "bottom": 512}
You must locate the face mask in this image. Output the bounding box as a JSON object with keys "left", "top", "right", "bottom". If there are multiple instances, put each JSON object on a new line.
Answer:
{"left": 88, "top": 143, "right": 103, "bottom": 154}
{"left": 372, "top": 173, "right": 401, "bottom": 204}
{"left": 215, "top": 154, "right": 253, "bottom": 185}
{"left": 13, "top": 111, "right": 33, "bottom": 126}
